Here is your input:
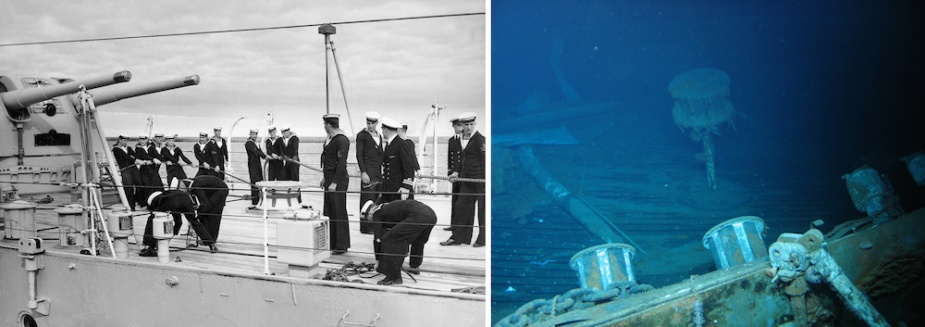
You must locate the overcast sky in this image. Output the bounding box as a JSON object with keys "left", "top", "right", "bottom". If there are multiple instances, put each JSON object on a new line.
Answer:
{"left": 0, "top": 0, "right": 486, "bottom": 138}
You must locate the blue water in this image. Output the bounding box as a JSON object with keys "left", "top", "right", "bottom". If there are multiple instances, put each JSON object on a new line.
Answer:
{"left": 490, "top": 1, "right": 925, "bottom": 324}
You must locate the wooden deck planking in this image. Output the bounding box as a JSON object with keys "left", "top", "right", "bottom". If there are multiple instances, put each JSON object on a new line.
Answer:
{"left": 2, "top": 185, "right": 485, "bottom": 294}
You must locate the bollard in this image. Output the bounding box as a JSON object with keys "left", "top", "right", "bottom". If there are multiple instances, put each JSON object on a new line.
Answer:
{"left": 54, "top": 204, "right": 85, "bottom": 247}
{"left": 702, "top": 216, "right": 768, "bottom": 269}
{"left": 569, "top": 243, "right": 637, "bottom": 291}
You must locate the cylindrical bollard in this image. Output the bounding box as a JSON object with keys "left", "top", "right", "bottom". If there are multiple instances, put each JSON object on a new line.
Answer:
{"left": 54, "top": 204, "right": 85, "bottom": 246}
{"left": 902, "top": 152, "right": 925, "bottom": 186}
{"left": 569, "top": 243, "right": 637, "bottom": 291}
{"left": 113, "top": 237, "right": 129, "bottom": 259}
{"left": 702, "top": 216, "right": 768, "bottom": 269}
{"left": 1, "top": 200, "right": 38, "bottom": 240}
{"left": 107, "top": 210, "right": 134, "bottom": 259}
{"left": 151, "top": 212, "right": 174, "bottom": 264}
{"left": 842, "top": 166, "right": 889, "bottom": 217}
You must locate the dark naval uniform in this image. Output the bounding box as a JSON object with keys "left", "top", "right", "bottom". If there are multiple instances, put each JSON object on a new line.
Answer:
{"left": 380, "top": 135, "right": 415, "bottom": 203}
{"left": 403, "top": 138, "right": 420, "bottom": 200}
{"left": 372, "top": 200, "right": 437, "bottom": 283}
{"left": 133, "top": 142, "right": 155, "bottom": 204}
{"left": 112, "top": 144, "right": 141, "bottom": 210}
{"left": 322, "top": 132, "right": 351, "bottom": 252}
{"left": 451, "top": 131, "right": 486, "bottom": 245}
{"left": 146, "top": 144, "right": 165, "bottom": 192}
{"left": 188, "top": 175, "right": 229, "bottom": 243}
{"left": 355, "top": 128, "right": 383, "bottom": 233}
{"left": 143, "top": 190, "right": 215, "bottom": 249}
{"left": 203, "top": 139, "right": 225, "bottom": 179}
{"left": 162, "top": 146, "right": 192, "bottom": 187}
{"left": 280, "top": 134, "right": 301, "bottom": 203}
{"left": 193, "top": 141, "right": 211, "bottom": 177}
{"left": 265, "top": 137, "right": 283, "bottom": 181}
{"left": 446, "top": 134, "right": 462, "bottom": 231}
{"left": 245, "top": 139, "right": 266, "bottom": 205}
{"left": 280, "top": 135, "right": 300, "bottom": 181}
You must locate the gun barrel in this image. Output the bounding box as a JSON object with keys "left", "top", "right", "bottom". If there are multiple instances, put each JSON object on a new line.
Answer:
{"left": 0, "top": 71, "right": 132, "bottom": 110}
{"left": 92, "top": 75, "right": 200, "bottom": 107}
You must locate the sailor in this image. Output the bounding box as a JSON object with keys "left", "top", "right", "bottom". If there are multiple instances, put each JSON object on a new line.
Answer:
{"left": 444, "top": 117, "right": 464, "bottom": 231}
{"left": 162, "top": 134, "right": 192, "bottom": 188}
{"left": 362, "top": 199, "right": 437, "bottom": 285}
{"left": 398, "top": 122, "right": 421, "bottom": 199}
{"left": 146, "top": 133, "right": 166, "bottom": 193}
{"left": 322, "top": 114, "right": 351, "bottom": 254}
{"left": 355, "top": 111, "right": 383, "bottom": 234}
{"left": 279, "top": 125, "right": 302, "bottom": 204}
{"left": 441, "top": 112, "right": 485, "bottom": 247}
{"left": 379, "top": 118, "right": 415, "bottom": 204}
{"left": 213, "top": 126, "right": 229, "bottom": 162}
{"left": 265, "top": 126, "right": 283, "bottom": 181}
{"left": 140, "top": 188, "right": 217, "bottom": 256}
{"left": 112, "top": 135, "right": 142, "bottom": 210}
{"left": 192, "top": 132, "right": 212, "bottom": 177}
{"left": 245, "top": 129, "right": 266, "bottom": 208}
{"left": 133, "top": 134, "right": 155, "bottom": 206}
{"left": 187, "top": 174, "right": 229, "bottom": 249}
{"left": 203, "top": 129, "right": 226, "bottom": 179}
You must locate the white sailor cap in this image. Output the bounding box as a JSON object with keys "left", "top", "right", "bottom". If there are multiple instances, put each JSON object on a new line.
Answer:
{"left": 147, "top": 191, "right": 163, "bottom": 207}
{"left": 457, "top": 112, "right": 477, "bottom": 123}
{"left": 323, "top": 113, "right": 340, "bottom": 123}
{"left": 118, "top": 135, "right": 128, "bottom": 139}
{"left": 380, "top": 117, "right": 401, "bottom": 129}
{"left": 198, "top": 131, "right": 208, "bottom": 137}
{"left": 165, "top": 134, "right": 176, "bottom": 140}
{"left": 213, "top": 127, "right": 222, "bottom": 131}
{"left": 281, "top": 125, "right": 291, "bottom": 132}
{"left": 154, "top": 133, "right": 164, "bottom": 138}
{"left": 450, "top": 117, "right": 461, "bottom": 125}
{"left": 365, "top": 111, "right": 381, "bottom": 122}
{"left": 268, "top": 125, "right": 277, "bottom": 132}
{"left": 249, "top": 129, "right": 259, "bottom": 134}
{"left": 361, "top": 200, "right": 379, "bottom": 218}
{"left": 138, "top": 134, "right": 148, "bottom": 139}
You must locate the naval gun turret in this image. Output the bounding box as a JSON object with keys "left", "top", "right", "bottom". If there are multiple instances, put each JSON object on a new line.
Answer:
{"left": 1, "top": 71, "right": 132, "bottom": 123}
{"left": 0, "top": 72, "right": 200, "bottom": 197}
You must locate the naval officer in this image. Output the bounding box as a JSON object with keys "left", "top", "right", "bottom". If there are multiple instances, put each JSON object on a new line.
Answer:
{"left": 379, "top": 118, "right": 416, "bottom": 204}
{"left": 442, "top": 112, "right": 485, "bottom": 247}
{"left": 362, "top": 199, "right": 437, "bottom": 286}
{"left": 444, "top": 118, "right": 463, "bottom": 231}
{"left": 398, "top": 122, "right": 420, "bottom": 199}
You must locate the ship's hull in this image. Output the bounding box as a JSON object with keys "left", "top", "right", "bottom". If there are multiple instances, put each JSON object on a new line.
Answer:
{"left": 495, "top": 209, "right": 925, "bottom": 326}
{"left": 0, "top": 243, "right": 484, "bottom": 326}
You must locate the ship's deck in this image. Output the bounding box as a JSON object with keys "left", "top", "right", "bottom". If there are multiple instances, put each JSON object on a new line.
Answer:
{"left": 0, "top": 184, "right": 485, "bottom": 295}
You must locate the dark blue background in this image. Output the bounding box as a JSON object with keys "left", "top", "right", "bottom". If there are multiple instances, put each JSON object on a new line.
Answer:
{"left": 491, "top": 0, "right": 925, "bottom": 323}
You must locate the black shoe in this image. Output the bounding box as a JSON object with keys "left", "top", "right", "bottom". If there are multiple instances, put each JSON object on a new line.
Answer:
{"left": 360, "top": 231, "right": 373, "bottom": 235}
{"left": 208, "top": 244, "right": 218, "bottom": 253}
{"left": 377, "top": 278, "right": 403, "bottom": 285}
{"left": 473, "top": 243, "right": 485, "bottom": 248}
{"left": 139, "top": 248, "right": 157, "bottom": 257}
{"left": 442, "top": 227, "right": 453, "bottom": 231}
{"left": 406, "top": 267, "right": 421, "bottom": 275}
{"left": 440, "top": 239, "right": 463, "bottom": 246}
{"left": 332, "top": 249, "right": 346, "bottom": 255}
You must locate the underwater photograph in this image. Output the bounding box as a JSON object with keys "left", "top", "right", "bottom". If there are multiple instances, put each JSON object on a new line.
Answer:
{"left": 491, "top": 1, "right": 925, "bottom": 326}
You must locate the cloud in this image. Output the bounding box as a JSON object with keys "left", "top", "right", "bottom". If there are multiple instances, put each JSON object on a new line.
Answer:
{"left": 1, "top": 0, "right": 485, "bottom": 138}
